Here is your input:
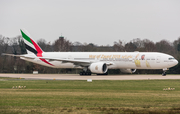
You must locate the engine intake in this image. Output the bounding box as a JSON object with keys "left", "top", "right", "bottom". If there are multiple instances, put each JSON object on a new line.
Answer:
{"left": 89, "top": 62, "right": 108, "bottom": 74}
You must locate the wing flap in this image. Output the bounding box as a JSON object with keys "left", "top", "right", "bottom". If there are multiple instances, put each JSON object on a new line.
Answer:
{"left": 39, "top": 57, "right": 114, "bottom": 67}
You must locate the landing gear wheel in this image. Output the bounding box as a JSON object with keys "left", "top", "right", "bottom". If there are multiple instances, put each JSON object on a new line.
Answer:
{"left": 162, "top": 72, "right": 166, "bottom": 76}
{"left": 162, "top": 68, "right": 168, "bottom": 76}
{"left": 79, "top": 71, "right": 92, "bottom": 76}
{"left": 87, "top": 72, "right": 91, "bottom": 75}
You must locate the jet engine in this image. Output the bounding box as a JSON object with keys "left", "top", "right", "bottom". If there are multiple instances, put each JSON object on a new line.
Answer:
{"left": 89, "top": 62, "right": 108, "bottom": 74}
{"left": 120, "top": 69, "right": 136, "bottom": 74}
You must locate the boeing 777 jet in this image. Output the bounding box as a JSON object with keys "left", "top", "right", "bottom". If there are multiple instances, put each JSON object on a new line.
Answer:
{"left": 3, "top": 29, "right": 178, "bottom": 76}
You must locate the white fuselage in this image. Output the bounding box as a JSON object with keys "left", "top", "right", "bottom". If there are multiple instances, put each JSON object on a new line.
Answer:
{"left": 20, "top": 52, "right": 178, "bottom": 70}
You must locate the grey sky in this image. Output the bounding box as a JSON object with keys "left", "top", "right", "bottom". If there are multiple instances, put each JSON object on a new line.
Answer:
{"left": 0, "top": 0, "right": 180, "bottom": 46}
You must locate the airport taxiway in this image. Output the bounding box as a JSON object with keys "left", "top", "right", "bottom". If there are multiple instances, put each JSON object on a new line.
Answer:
{"left": 0, "top": 74, "right": 180, "bottom": 80}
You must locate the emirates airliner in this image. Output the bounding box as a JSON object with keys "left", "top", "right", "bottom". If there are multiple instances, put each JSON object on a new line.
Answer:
{"left": 3, "top": 29, "right": 178, "bottom": 76}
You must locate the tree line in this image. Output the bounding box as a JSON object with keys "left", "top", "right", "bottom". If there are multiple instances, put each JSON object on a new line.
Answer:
{"left": 0, "top": 34, "right": 180, "bottom": 74}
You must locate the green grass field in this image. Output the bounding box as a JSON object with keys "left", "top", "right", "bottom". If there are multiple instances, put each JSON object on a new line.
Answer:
{"left": 1, "top": 77, "right": 180, "bottom": 114}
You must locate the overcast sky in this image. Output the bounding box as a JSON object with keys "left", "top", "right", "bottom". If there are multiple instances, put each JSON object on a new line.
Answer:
{"left": 0, "top": 0, "right": 180, "bottom": 46}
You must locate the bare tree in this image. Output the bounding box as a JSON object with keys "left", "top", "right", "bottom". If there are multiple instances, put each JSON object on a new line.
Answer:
{"left": 72, "top": 41, "right": 84, "bottom": 52}
{"left": 0, "top": 36, "right": 11, "bottom": 72}
{"left": 173, "top": 37, "right": 180, "bottom": 52}
{"left": 53, "top": 38, "right": 72, "bottom": 52}
{"left": 0, "top": 36, "right": 10, "bottom": 54}
{"left": 17, "top": 35, "right": 26, "bottom": 54}
{"left": 124, "top": 42, "right": 137, "bottom": 52}
{"left": 37, "top": 39, "right": 50, "bottom": 51}
{"left": 142, "top": 39, "right": 156, "bottom": 52}
{"left": 131, "top": 38, "right": 144, "bottom": 48}
{"left": 10, "top": 37, "right": 19, "bottom": 55}
{"left": 156, "top": 40, "right": 176, "bottom": 57}
{"left": 73, "top": 41, "right": 83, "bottom": 46}
{"left": 113, "top": 40, "right": 125, "bottom": 52}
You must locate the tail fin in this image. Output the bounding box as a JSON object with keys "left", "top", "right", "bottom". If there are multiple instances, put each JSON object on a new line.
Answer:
{"left": 20, "top": 29, "right": 43, "bottom": 57}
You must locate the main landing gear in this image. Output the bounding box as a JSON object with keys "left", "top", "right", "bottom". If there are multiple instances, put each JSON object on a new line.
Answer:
{"left": 79, "top": 67, "right": 92, "bottom": 76}
{"left": 79, "top": 71, "right": 91, "bottom": 76}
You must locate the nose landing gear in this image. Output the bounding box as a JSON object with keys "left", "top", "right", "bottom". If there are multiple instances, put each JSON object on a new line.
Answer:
{"left": 162, "top": 71, "right": 166, "bottom": 76}
{"left": 162, "top": 68, "right": 168, "bottom": 76}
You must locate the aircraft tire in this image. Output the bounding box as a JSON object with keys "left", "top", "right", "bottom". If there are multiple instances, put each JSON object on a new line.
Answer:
{"left": 79, "top": 72, "right": 92, "bottom": 76}
{"left": 162, "top": 72, "right": 166, "bottom": 76}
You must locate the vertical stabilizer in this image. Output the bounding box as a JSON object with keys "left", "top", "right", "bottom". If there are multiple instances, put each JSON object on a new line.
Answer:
{"left": 20, "top": 29, "right": 43, "bottom": 57}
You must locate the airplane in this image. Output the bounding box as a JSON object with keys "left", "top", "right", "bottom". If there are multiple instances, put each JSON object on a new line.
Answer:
{"left": 2, "top": 29, "right": 178, "bottom": 76}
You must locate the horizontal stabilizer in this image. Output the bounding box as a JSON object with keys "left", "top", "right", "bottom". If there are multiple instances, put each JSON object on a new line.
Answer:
{"left": 2, "top": 53, "right": 35, "bottom": 59}
{"left": 2, "top": 53, "right": 23, "bottom": 57}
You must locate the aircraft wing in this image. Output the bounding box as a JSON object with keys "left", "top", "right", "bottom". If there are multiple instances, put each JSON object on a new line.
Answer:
{"left": 39, "top": 57, "right": 114, "bottom": 67}
{"left": 2, "top": 53, "right": 114, "bottom": 67}
{"left": 39, "top": 57, "right": 92, "bottom": 67}
{"left": 2, "top": 53, "right": 24, "bottom": 57}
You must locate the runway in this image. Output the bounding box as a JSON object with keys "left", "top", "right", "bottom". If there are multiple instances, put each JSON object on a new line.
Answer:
{"left": 0, "top": 73, "right": 180, "bottom": 80}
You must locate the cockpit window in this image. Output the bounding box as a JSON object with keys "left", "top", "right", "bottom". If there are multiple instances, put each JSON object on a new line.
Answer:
{"left": 169, "top": 58, "right": 175, "bottom": 60}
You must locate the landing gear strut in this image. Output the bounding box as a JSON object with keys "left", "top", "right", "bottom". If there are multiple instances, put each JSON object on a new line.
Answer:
{"left": 79, "top": 67, "right": 92, "bottom": 76}
{"left": 162, "top": 71, "right": 166, "bottom": 76}
{"left": 162, "top": 68, "right": 167, "bottom": 76}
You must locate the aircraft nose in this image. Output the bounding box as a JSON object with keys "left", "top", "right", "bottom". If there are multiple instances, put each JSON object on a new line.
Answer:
{"left": 174, "top": 59, "right": 178, "bottom": 65}
{"left": 168, "top": 59, "right": 178, "bottom": 67}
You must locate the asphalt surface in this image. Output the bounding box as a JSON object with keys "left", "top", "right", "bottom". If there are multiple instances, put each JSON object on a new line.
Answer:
{"left": 0, "top": 74, "right": 180, "bottom": 80}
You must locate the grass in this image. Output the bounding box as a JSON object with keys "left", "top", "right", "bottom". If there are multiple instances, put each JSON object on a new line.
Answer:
{"left": 0, "top": 77, "right": 180, "bottom": 113}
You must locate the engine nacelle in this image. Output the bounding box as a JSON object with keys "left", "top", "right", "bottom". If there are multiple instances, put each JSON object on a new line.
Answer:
{"left": 89, "top": 62, "right": 108, "bottom": 74}
{"left": 120, "top": 69, "right": 136, "bottom": 74}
